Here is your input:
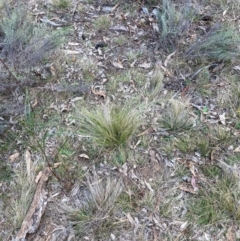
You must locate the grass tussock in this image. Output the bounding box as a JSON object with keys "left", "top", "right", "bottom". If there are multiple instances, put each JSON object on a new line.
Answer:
{"left": 2, "top": 157, "right": 38, "bottom": 231}
{"left": 77, "top": 102, "right": 142, "bottom": 149}
{"left": 160, "top": 99, "right": 195, "bottom": 132}
{"left": 185, "top": 24, "right": 240, "bottom": 61}
{"left": 62, "top": 170, "right": 124, "bottom": 238}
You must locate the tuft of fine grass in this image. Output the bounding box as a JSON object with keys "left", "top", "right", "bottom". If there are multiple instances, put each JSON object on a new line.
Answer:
{"left": 93, "top": 15, "right": 111, "bottom": 31}
{"left": 185, "top": 24, "right": 240, "bottom": 61}
{"left": 62, "top": 170, "right": 124, "bottom": 238}
{"left": 52, "top": 0, "right": 71, "bottom": 9}
{"left": 2, "top": 159, "right": 38, "bottom": 232}
{"left": 76, "top": 102, "right": 142, "bottom": 149}
{"left": 160, "top": 99, "right": 195, "bottom": 132}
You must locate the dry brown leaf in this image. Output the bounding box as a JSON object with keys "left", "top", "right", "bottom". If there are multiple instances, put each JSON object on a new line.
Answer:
{"left": 53, "top": 162, "right": 62, "bottom": 168}
{"left": 137, "top": 127, "right": 153, "bottom": 137}
{"left": 125, "top": 212, "right": 134, "bottom": 225}
{"left": 178, "top": 184, "right": 197, "bottom": 194}
{"left": 109, "top": 25, "right": 128, "bottom": 31}
{"left": 35, "top": 171, "right": 42, "bottom": 184}
{"left": 63, "top": 50, "right": 81, "bottom": 55}
{"left": 212, "top": 63, "right": 225, "bottom": 72}
{"left": 233, "top": 146, "right": 240, "bottom": 153}
{"left": 79, "top": 153, "right": 90, "bottom": 159}
{"left": 145, "top": 180, "right": 154, "bottom": 193}
{"left": 9, "top": 152, "right": 20, "bottom": 162}
{"left": 219, "top": 113, "right": 226, "bottom": 125}
{"left": 191, "top": 176, "right": 198, "bottom": 192}
{"left": 112, "top": 2, "right": 119, "bottom": 11}
{"left": 31, "top": 99, "right": 38, "bottom": 108}
{"left": 139, "top": 62, "right": 151, "bottom": 69}
{"left": 50, "top": 65, "right": 57, "bottom": 77}
{"left": 159, "top": 65, "right": 173, "bottom": 77}
{"left": 112, "top": 60, "right": 124, "bottom": 69}
{"left": 71, "top": 96, "right": 84, "bottom": 103}
{"left": 189, "top": 162, "right": 197, "bottom": 176}
{"left": 25, "top": 149, "right": 32, "bottom": 178}
{"left": 149, "top": 149, "right": 158, "bottom": 163}
{"left": 180, "top": 221, "right": 188, "bottom": 231}
{"left": 164, "top": 51, "right": 175, "bottom": 67}
{"left": 226, "top": 226, "right": 236, "bottom": 241}
{"left": 91, "top": 86, "right": 106, "bottom": 98}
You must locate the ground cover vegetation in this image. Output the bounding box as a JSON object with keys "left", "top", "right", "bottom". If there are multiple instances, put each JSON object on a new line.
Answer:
{"left": 1, "top": 0, "right": 240, "bottom": 240}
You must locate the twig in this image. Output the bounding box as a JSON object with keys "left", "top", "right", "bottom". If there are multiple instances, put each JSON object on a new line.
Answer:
{"left": 0, "top": 58, "right": 20, "bottom": 85}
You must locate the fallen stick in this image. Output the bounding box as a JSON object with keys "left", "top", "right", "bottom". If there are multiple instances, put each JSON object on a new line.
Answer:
{"left": 16, "top": 167, "right": 52, "bottom": 241}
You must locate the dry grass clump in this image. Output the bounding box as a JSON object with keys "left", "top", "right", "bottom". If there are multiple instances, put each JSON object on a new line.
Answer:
{"left": 1, "top": 157, "right": 38, "bottom": 235}
{"left": 76, "top": 102, "right": 142, "bottom": 149}
{"left": 62, "top": 170, "right": 125, "bottom": 238}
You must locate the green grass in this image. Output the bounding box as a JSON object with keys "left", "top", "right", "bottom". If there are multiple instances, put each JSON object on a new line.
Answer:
{"left": 200, "top": 165, "right": 223, "bottom": 179}
{"left": 160, "top": 99, "right": 195, "bottom": 132}
{"left": 93, "top": 15, "right": 112, "bottom": 31}
{"left": 194, "top": 135, "right": 212, "bottom": 157}
{"left": 53, "top": 0, "right": 71, "bottom": 9}
{"left": 173, "top": 133, "right": 196, "bottom": 154}
{"left": 173, "top": 126, "right": 232, "bottom": 157}
{"left": 0, "top": 162, "right": 12, "bottom": 182}
{"left": 224, "top": 153, "right": 240, "bottom": 166}
{"left": 187, "top": 175, "right": 240, "bottom": 226}
{"left": 76, "top": 102, "right": 142, "bottom": 149}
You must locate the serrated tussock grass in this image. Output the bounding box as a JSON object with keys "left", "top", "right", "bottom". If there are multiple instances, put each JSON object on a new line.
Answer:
{"left": 185, "top": 24, "right": 240, "bottom": 61}
{"left": 77, "top": 102, "right": 142, "bottom": 149}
